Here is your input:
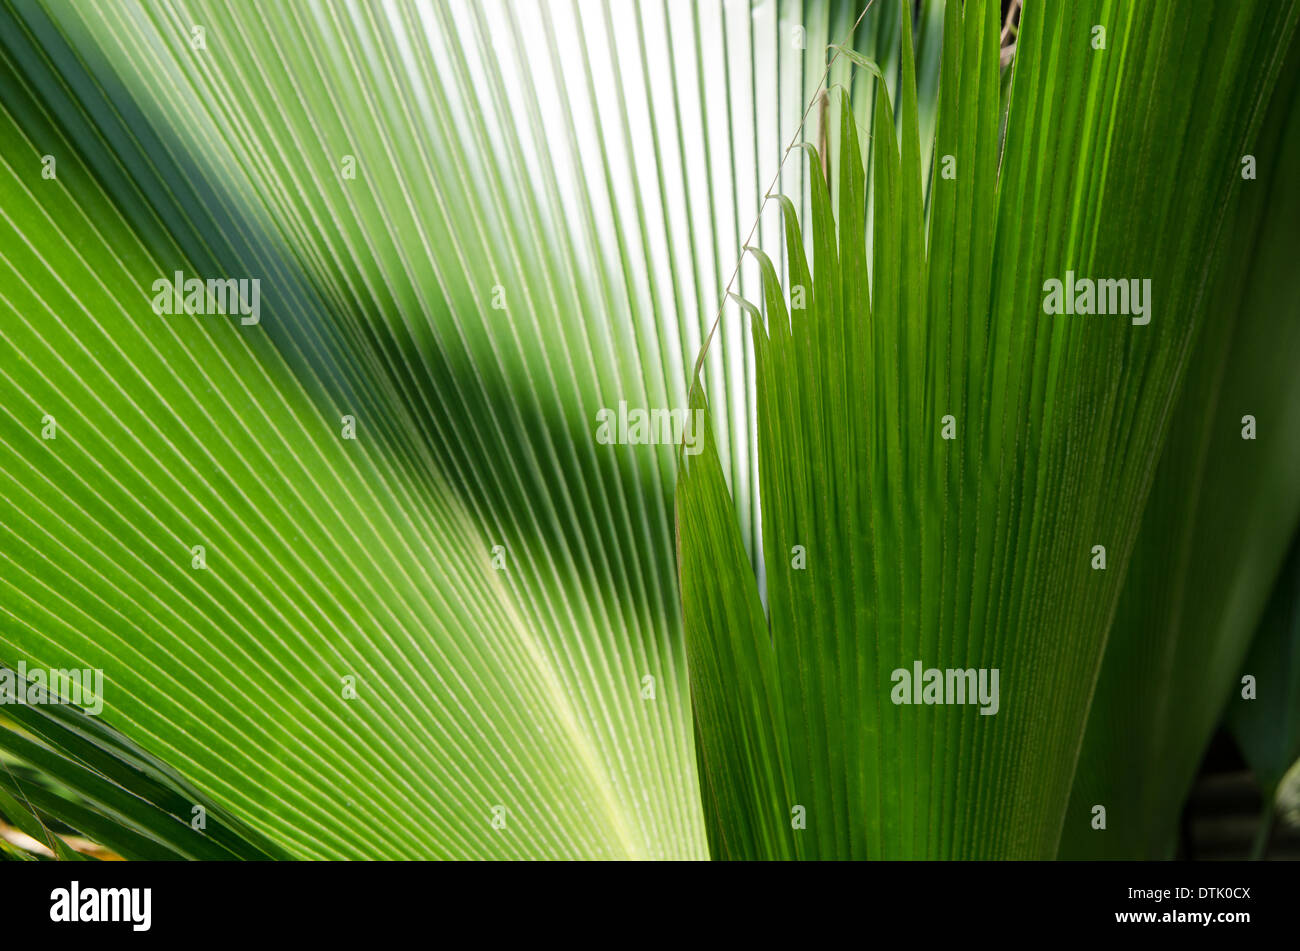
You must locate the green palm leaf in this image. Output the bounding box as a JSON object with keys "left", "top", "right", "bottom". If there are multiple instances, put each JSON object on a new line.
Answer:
{"left": 3, "top": 0, "right": 1297, "bottom": 863}
{"left": 0, "top": 0, "right": 939, "bottom": 859}
{"left": 677, "top": 0, "right": 1300, "bottom": 859}
{"left": 1061, "top": 29, "right": 1300, "bottom": 859}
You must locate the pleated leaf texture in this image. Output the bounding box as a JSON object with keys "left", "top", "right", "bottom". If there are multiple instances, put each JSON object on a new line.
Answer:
{"left": 0, "top": 0, "right": 941, "bottom": 860}
{"left": 676, "top": 0, "right": 1300, "bottom": 859}
{"left": 2, "top": 0, "right": 1299, "bottom": 863}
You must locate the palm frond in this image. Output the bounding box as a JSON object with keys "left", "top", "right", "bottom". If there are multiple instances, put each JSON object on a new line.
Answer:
{"left": 677, "top": 0, "right": 1300, "bottom": 859}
